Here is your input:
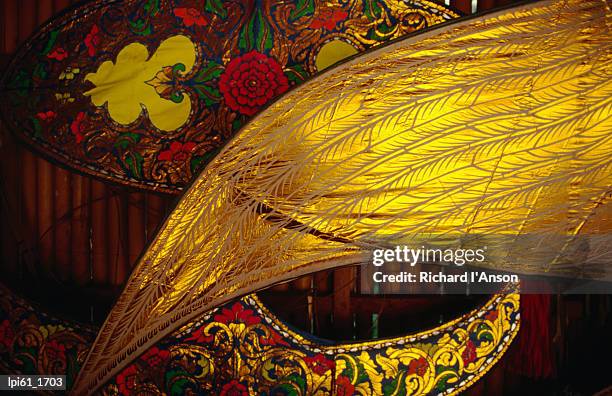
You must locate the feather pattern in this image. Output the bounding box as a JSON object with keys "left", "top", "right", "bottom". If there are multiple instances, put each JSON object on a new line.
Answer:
{"left": 73, "top": 0, "right": 612, "bottom": 393}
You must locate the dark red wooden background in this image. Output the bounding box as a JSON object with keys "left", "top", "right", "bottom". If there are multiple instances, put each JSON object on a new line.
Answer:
{"left": 1, "top": 2, "right": 610, "bottom": 394}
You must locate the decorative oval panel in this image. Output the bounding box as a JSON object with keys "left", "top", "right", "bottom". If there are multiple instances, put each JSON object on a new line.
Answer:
{"left": 0, "top": 283, "right": 519, "bottom": 396}
{"left": 0, "top": 0, "right": 459, "bottom": 193}
{"left": 101, "top": 292, "right": 519, "bottom": 395}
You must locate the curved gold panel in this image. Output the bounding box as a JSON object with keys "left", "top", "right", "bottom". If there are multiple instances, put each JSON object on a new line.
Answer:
{"left": 74, "top": 0, "right": 612, "bottom": 393}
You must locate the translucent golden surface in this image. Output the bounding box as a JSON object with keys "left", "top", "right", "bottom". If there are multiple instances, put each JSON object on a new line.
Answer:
{"left": 74, "top": 0, "right": 612, "bottom": 393}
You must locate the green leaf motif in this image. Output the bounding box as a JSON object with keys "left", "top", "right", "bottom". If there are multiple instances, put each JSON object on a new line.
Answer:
{"left": 286, "top": 373, "right": 307, "bottom": 391}
{"left": 190, "top": 156, "right": 203, "bottom": 176}
{"left": 238, "top": 12, "right": 256, "bottom": 52}
{"left": 143, "top": 0, "right": 159, "bottom": 14}
{"left": 257, "top": 10, "right": 273, "bottom": 51}
{"left": 364, "top": 0, "right": 383, "bottom": 21}
{"left": 191, "top": 147, "right": 221, "bottom": 174}
{"left": 271, "top": 383, "right": 299, "bottom": 396}
{"left": 205, "top": 0, "right": 227, "bottom": 19}
{"left": 190, "top": 61, "right": 223, "bottom": 106}
{"left": 169, "top": 377, "right": 195, "bottom": 396}
{"left": 341, "top": 358, "right": 355, "bottom": 379}
{"left": 193, "top": 61, "right": 223, "bottom": 83}
{"left": 11, "top": 70, "right": 31, "bottom": 97}
{"left": 164, "top": 368, "right": 186, "bottom": 386}
{"left": 124, "top": 152, "right": 144, "bottom": 179}
{"left": 480, "top": 332, "right": 494, "bottom": 342}
{"left": 435, "top": 372, "right": 456, "bottom": 391}
{"left": 289, "top": 0, "right": 315, "bottom": 20}
{"left": 129, "top": 19, "right": 152, "bottom": 36}
{"left": 129, "top": 0, "right": 159, "bottom": 36}
{"left": 382, "top": 373, "right": 407, "bottom": 396}
{"left": 41, "top": 30, "right": 59, "bottom": 55}
{"left": 356, "top": 361, "right": 369, "bottom": 383}
{"left": 33, "top": 63, "right": 48, "bottom": 79}
{"left": 284, "top": 64, "right": 309, "bottom": 85}
{"left": 114, "top": 132, "right": 142, "bottom": 151}
{"left": 238, "top": 9, "right": 274, "bottom": 52}
{"left": 435, "top": 364, "right": 456, "bottom": 376}
{"left": 173, "top": 63, "right": 186, "bottom": 74}
{"left": 194, "top": 85, "right": 221, "bottom": 106}
{"left": 231, "top": 118, "right": 243, "bottom": 132}
{"left": 31, "top": 117, "right": 42, "bottom": 138}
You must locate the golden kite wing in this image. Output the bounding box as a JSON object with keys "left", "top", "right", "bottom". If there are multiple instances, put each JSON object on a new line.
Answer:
{"left": 74, "top": 0, "right": 612, "bottom": 393}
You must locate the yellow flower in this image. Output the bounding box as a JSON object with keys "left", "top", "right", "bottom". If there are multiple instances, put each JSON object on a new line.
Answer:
{"left": 55, "top": 92, "right": 75, "bottom": 103}
{"left": 85, "top": 35, "right": 196, "bottom": 131}
{"left": 59, "top": 66, "right": 80, "bottom": 81}
{"left": 39, "top": 324, "right": 66, "bottom": 338}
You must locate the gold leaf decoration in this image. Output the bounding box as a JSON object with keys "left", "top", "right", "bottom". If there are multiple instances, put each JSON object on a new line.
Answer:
{"left": 74, "top": 0, "right": 612, "bottom": 393}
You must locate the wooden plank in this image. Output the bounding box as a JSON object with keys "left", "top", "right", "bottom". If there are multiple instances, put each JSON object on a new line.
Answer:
{"left": 90, "top": 180, "right": 108, "bottom": 284}
{"left": 36, "top": 157, "right": 55, "bottom": 275}
{"left": 53, "top": 0, "right": 71, "bottom": 13}
{"left": 356, "top": 310, "right": 373, "bottom": 340}
{"left": 12, "top": 0, "right": 33, "bottom": 278}
{"left": 485, "top": 359, "right": 506, "bottom": 394}
{"left": 312, "top": 271, "right": 331, "bottom": 334}
{"left": 20, "top": 150, "right": 37, "bottom": 272}
{"left": 465, "top": 378, "right": 485, "bottom": 396}
{"left": 478, "top": 0, "right": 496, "bottom": 12}
{"left": 289, "top": 275, "right": 312, "bottom": 328}
{"left": 38, "top": 0, "right": 54, "bottom": 26}
{"left": 0, "top": 0, "right": 20, "bottom": 279}
{"left": 451, "top": 0, "right": 472, "bottom": 14}
{"left": 290, "top": 275, "right": 311, "bottom": 291}
{"left": 35, "top": 0, "right": 71, "bottom": 282}
{"left": 314, "top": 271, "right": 331, "bottom": 294}
{"left": 53, "top": 166, "right": 72, "bottom": 281}
{"left": 107, "top": 189, "right": 127, "bottom": 285}
{"left": 145, "top": 192, "right": 166, "bottom": 243}
{"left": 270, "top": 282, "right": 290, "bottom": 292}
{"left": 71, "top": 174, "right": 90, "bottom": 285}
{"left": 332, "top": 267, "right": 354, "bottom": 337}
{"left": 19, "top": 1, "right": 54, "bottom": 277}
{"left": 127, "top": 192, "right": 146, "bottom": 269}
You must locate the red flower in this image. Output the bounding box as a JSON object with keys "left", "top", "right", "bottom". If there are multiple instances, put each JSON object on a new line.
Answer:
{"left": 304, "top": 353, "right": 335, "bottom": 375}
{"left": 45, "top": 340, "right": 66, "bottom": 364}
{"left": 36, "top": 111, "right": 57, "bottom": 122}
{"left": 219, "top": 51, "right": 289, "bottom": 116}
{"left": 214, "top": 302, "right": 260, "bottom": 326}
{"left": 219, "top": 380, "right": 248, "bottom": 396}
{"left": 47, "top": 47, "right": 68, "bottom": 61}
{"left": 140, "top": 346, "right": 170, "bottom": 368}
{"left": 407, "top": 357, "right": 429, "bottom": 377}
{"left": 259, "top": 329, "right": 289, "bottom": 347}
{"left": 0, "top": 320, "right": 14, "bottom": 348}
{"left": 174, "top": 7, "right": 208, "bottom": 27}
{"left": 185, "top": 326, "right": 214, "bottom": 344}
{"left": 462, "top": 339, "right": 477, "bottom": 365}
{"left": 84, "top": 24, "right": 100, "bottom": 57}
{"left": 485, "top": 309, "right": 498, "bottom": 322}
{"left": 335, "top": 375, "right": 355, "bottom": 396}
{"left": 309, "top": 8, "right": 348, "bottom": 30}
{"left": 116, "top": 364, "right": 138, "bottom": 395}
{"left": 70, "top": 112, "right": 86, "bottom": 143}
{"left": 158, "top": 141, "right": 196, "bottom": 162}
